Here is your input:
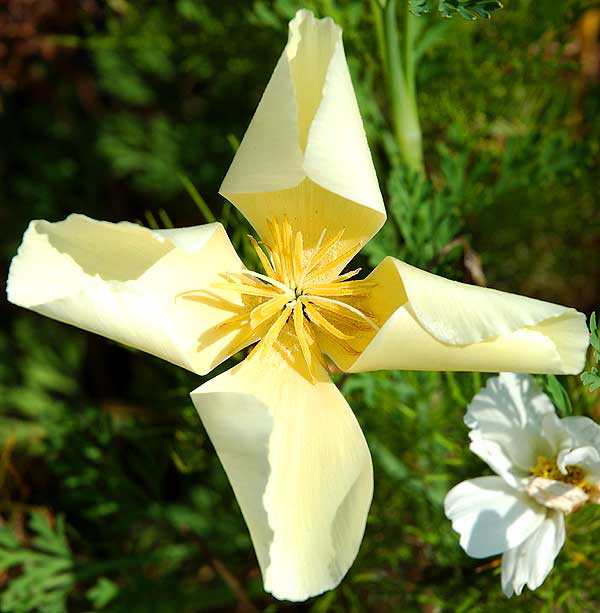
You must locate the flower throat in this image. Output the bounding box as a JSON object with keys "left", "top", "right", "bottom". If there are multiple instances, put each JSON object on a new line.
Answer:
{"left": 207, "top": 216, "right": 378, "bottom": 382}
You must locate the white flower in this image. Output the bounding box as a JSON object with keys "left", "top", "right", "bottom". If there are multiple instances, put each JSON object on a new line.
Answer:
{"left": 445, "top": 373, "right": 600, "bottom": 596}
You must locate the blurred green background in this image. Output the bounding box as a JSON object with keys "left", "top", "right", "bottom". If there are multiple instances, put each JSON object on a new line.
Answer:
{"left": 1, "top": 0, "right": 599, "bottom": 611}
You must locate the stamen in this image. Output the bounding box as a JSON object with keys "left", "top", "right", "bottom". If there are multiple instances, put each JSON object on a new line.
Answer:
{"left": 249, "top": 294, "right": 290, "bottom": 329}
{"left": 304, "top": 295, "right": 380, "bottom": 331}
{"left": 223, "top": 323, "right": 265, "bottom": 358}
{"left": 301, "top": 227, "right": 327, "bottom": 277}
{"left": 236, "top": 269, "right": 292, "bottom": 294}
{"left": 248, "top": 235, "right": 277, "bottom": 279}
{"left": 293, "top": 302, "right": 318, "bottom": 383}
{"left": 304, "top": 228, "right": 345, "bottom": 278}
{"left": 304, "top": 280, "right": 377, "bottom": 296}
{"left": 293, "top": 230, "right": 303, "bottom": 287}
{"left": 303, "top": 240, "right": 364, "bottom": 283}
{"left": 267, "top": 217, "right": 288, "bottom": 285}
{"left": 281, "top": 216, "right": 294, "bottom": 286}
{"left": 250, "top": 303, "right": 293, "bottom": 359}
{"left": 212, "top": 281, "right": 279, "bottom": 298}
{"left": 302, "top": 302, "right": 353, "bottom": 340}
{"left": 216, "top": 312, "right": 250, "bottom": 330}
{"left": 331, "top": 268, "right": 362, "bottom": 283}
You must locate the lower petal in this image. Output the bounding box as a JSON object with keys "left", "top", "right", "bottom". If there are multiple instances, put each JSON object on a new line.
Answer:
{"left": 501, "top": 511, "right": 565, "bottom": 597}
{"left": 190, "top": 345, "right": 373, "bottom": 602}
{"left": 444, "top": 476, "right": 546, "bottom": 558}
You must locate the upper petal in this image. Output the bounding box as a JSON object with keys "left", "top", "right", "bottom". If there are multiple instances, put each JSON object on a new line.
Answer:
{"left": 220, "top": 9, "right": 385, "bottom": 254}
{"left": 444, "top": 476, "right": 546, "bottom": 558}
{"left": 561, "top": 416, "right": 600, "bottom": 450}
{"left": 332, "top": 257, "right": 589, "bottom": 375}
{"left": 501, "top": 511, "right": 565, "bottom": 597}
{"left": 7, "top": 214, "right": 247, "bottom": 375}
{"left": 465, "top": 374, "right": 558, "bottom": 474}
{"left": 190, "top": 344, "right": 373, "bottom": 602}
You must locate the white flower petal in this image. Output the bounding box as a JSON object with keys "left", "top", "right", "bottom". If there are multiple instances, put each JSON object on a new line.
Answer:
{"left": 540, "top": 413, "right": 573, "bottom": 457}
{"left": 7, "top": 214, "right": 247, "bottom": 375}
{"left": 444, "top": 476, "right": 546, "bottom": 558}
{"left": 468, "top": 439, "right": 529, "bottom": 489}
{"left": 464, "top": 374, "right": 558, "bottom": 473}
{"left": 220, "top": 9, "right": 385, "bottom": 254}
{"left": 332, "top": 258, "right": 588, "bottom": 375}
{"left": 501, "top": 511, "right": 565, "bottom": 597}
{"left": 557, "top": 445, "right": 600, "bottom": 476}
{"left": 190, "top": 344, "right": 373, "bottom": 602}
{"left": 526, "top": 477, "right": 588, "bottom": 513}
{"left": 561, "top": 416, "right": 600, "bottom": 450}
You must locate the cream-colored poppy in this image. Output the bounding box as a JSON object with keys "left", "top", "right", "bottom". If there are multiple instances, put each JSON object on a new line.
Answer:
{"left": 6, "top": 9, "right": 589, "bottom": 603}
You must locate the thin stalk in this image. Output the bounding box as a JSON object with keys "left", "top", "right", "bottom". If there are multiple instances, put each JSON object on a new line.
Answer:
{"left": 178, "top": 173, "right": 217, "bottom": 223}
{"left": 370, "top": 0, "right": 389, "bottom": 89}
{"left": 383, "top": 0, "right": 423, "bottom": 172}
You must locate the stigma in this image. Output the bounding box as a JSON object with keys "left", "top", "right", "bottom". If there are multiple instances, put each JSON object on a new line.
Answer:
{"left": 211, "top": 216, "right": 378, "bottom": 382}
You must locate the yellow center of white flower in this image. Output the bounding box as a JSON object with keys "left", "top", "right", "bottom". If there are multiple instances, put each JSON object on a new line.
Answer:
{"left": 531, "top": 455, "right": 589, "bottom": 491}
{"left": 213, "top": 216, "right": 378, "bottom": 382}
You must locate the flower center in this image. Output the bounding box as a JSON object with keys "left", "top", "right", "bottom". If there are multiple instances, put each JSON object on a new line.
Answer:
{"left": 212, "top": 216, "right": 378, "bottom": 382}
{"left": 530, "top": 455, "right": 589, "bottom": 491}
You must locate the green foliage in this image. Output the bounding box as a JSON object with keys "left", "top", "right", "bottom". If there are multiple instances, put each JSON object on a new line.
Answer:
{"left": 363, "top": 164, "right": 463, "bottom": 273}
{"left": 545, "top": 375, "right": 574, "bottom": 417}
{"left": 409, "top": 0, "right": 503, "bottom": 19}
{"left": 0, "top": 514, "right": 74, "bottom": 613}
{"left": 581, "top": 313, "right": 600, "bottom": 392}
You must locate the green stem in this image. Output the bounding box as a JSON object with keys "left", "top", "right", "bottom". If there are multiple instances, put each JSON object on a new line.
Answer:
{"left": 370, "top": 0, "right": 389, "bottom": 89}
{"left": 178, "top": 173, "right": 217, "bottom": 223}
{"left": 383, "top": 0, "right": 423, "bottom": 172}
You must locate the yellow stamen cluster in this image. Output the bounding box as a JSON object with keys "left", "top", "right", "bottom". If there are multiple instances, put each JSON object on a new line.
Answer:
{"left": 531, "top": 455, "right": 590, "bottom": 492}
{"left": 213, "top": 217, "right": 378, "bottom": 382}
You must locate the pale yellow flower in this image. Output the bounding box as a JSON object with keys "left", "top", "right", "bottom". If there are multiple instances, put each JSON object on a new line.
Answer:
{"left": 6, "top": 10, "right": 589, "bottom": 602}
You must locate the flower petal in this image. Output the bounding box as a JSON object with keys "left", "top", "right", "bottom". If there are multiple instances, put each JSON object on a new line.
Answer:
{"left": 333, "top": 257, "right": 588, "bottom": 375}
{"left": 7, "top": 214, "right": 248, "bottom": 375}
{"left": 540, "top": 412, "right": 572, "bottom": 456}
{"left": 561, "top": 416, "right": 600, "bottom": 450}
{"left": 557, "top": 445, "right": 600, "bottom": 476}
{"left": 501, "top": 511, "right": 565, "bottom": 597}
{"left": 468, "top": 439, "right": 530, "bottom": 489}
{"left": 444, "top": 476, "right": 546, "bottom": 558}
{"left": 190, "top": 344, "right": 373, "bottom": 602}
{"left": 526, "top": 477, "right": 588, "bottom": 513}
{"left": 465, "top": 374, "right": 558, "bottom": 474}
{"left": 220, "top": 9, "right": 385, "bottom": 255}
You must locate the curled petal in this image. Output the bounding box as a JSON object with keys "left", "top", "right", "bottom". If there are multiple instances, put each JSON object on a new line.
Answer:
{"left": 557, "top": 445, "right": 600, "bottom": 477}
{"left": 190, "top": 344, "right": 373, "bottom": 602}
{"left": 444, "top": 476, "right": 546, "bottom": 559}
{"left": 7, "top": 214, "right": 247, "bottom": 375}
{"left": 501, "top": 512, "right": 565, "bottom": 597}
{"left": 332, "top": 257, "right": 589, "bottom": 375}
{"left": 220, "top": 9, "right": 385, "bottom": 266}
